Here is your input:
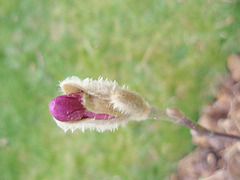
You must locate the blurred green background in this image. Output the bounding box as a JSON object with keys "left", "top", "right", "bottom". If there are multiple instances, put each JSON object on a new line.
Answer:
{"left": 0, "top": 0, "right": 240, "bottom": 179}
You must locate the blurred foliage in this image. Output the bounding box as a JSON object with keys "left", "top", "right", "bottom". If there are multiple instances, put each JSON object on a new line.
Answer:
{"left": 0, "top": 0, "right": 240, "bottom": 179}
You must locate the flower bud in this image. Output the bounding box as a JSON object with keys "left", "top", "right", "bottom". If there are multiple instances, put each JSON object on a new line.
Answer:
{"left": 49, "top": 76, "right": 151, "bottom": 132}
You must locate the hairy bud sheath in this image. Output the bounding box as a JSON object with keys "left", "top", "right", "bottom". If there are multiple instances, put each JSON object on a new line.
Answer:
{"left": 49, "top": 76, "right": 151, "bottom": 132}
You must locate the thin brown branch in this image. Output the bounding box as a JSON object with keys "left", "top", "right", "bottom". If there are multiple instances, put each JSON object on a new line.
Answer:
{"left": 151, "top": 107, "right": 240, "bottom": 142}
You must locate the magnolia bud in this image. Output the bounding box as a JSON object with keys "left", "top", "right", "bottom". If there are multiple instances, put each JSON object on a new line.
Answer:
{"left": 49, "top": 76, "right": 151, "bottom": 133}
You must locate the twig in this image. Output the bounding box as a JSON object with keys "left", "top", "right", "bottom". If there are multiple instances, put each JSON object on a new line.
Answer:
{"left": 150, "top": 106, "right": 240, "bottom": 142}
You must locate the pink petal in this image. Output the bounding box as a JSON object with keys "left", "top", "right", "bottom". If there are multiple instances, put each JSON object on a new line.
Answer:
{"left": 49, "top": 92, "right": 114, "bottom": 121}
{"left": 84, "top": 109, "right": 114, "bottom": 119}
{"left": 49, "top": 92, "right": 85, "bottom": 121}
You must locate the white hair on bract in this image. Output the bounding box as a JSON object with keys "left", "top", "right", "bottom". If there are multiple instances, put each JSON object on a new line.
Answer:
{"left": 52, "top": 76, "right": 151, "bottom": 133}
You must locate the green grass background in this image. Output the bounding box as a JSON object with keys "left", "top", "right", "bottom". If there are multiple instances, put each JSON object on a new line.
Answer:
{"left": 0, "top": 0, "right": 240, "bottom": 179}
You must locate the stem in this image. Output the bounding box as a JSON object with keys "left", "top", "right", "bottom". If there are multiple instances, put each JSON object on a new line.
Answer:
{"left": 150, "top": 107, "right": 240, "bottom": 142}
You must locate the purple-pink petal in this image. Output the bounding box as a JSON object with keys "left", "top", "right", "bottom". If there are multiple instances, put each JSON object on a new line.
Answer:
{"left": 84, "top": 109, "right": 114, "bottom": 120}
{"left": 49, "top": 92, "right": 114, "bottom": 122}
{"left": 49, "top": 92, "right": 85, "bottom": 121}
